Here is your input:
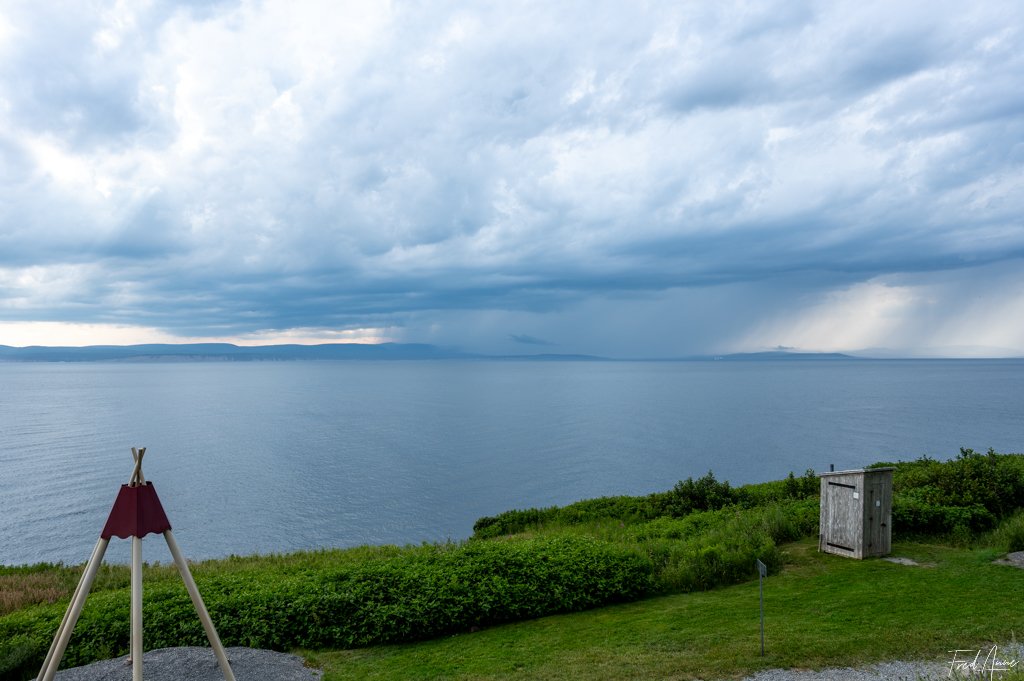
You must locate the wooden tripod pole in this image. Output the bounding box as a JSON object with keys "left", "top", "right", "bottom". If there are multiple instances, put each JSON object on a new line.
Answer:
{"left": 131, "top": 536, "right": 143, "bottom": 681}
{"left": 38, "top": 537, "right": 110, "bottom": 681}
{"left": 129, "top": 446, "right": 145, "bottom": 681}
{"left": 164, "top": 530, "right": 237, "bottom": 681}
{"left": 39, "top": 448, "right": 235, "bottom": 681}
{"left": 37, "top": 536, "right": 104, "bottom": 677}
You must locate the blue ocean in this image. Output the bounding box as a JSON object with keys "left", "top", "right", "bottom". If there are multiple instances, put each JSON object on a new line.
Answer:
{"left": 1, "top": 359, "right": 1022, "bottom": 566}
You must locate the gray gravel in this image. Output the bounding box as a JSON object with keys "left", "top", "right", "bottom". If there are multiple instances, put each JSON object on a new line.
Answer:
{"left": 993, "top": 550, "right": 1024, "bottom": 568}
{"left": 54, "top": 647, "right": 321, "bottom": 681}
{"left": 739, "top": 659, "right": 955, "bottom": 681}
{"left": 739, "top": 643, "right": 1024, "bottom": 681}
{"left": 51, "top": 642, "right": 1022, "bottom": 680}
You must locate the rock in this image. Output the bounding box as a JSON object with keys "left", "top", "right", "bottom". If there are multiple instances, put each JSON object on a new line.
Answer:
{"left": 993, "top": 551, "right": 1024, "bottom": 569}
{"left": 55, "top": 647, "right": 321, "bottom": 681}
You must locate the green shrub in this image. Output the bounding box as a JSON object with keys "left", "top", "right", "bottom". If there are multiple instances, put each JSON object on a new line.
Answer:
{"left": 472, "top": 494, "right": 672, "bottom": 538}
{"left": 737, "top": 469, "right": 820, "bottom": 507}
{"left": 659, "top": 471, "right": 739, "bottom": 517}
{"left": 883, "top": 449, "right": 1024, "bottom": 522}
{"left": 472, "top": 506, "right": 560, "bottom": 538}
{"left": 0, "top": 537, "right": 654, "bottom": 673}
{"left": 786, "top": 469, "right": 821, "bottom": 499}
{"left": 880, "top": 449, "right": 1024, "bottom": 540}
{"left": 892, "top": 495, "right": 996, "bottom": 537}
{"left": 0, "top": 635, "right": 46, "bottom": 681}
{"left": 472, "top": 469, "right": 822, "bottom": 539}
{"left": 615, "top": 500, "right": 814, "bottom": 593}
{"left": 990, "top": 511, "right": 1024, "bottom": 553}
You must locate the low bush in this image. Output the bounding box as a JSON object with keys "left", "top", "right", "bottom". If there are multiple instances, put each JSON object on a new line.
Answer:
{"left": 879, "top": 449, "right": 1024, "bottom": 539}
{"left": 990, "top": 511, "right": 1024, "bottom": 553}
{"left": 631, "top": 500, "right": 816, "bottom": 592}
{"left": 657, "top": 471, "right": 739, "bottom": 516}
{"left": 0, "top": 635, "right": 46, "bottom": 681}
{"left": 0, "top": 536, "right": 653, "bottom": 676}
{"left": 472, "top": 494, "right": 675, "bottom": 538}
{"left": 472, "top": 469, "right": 821, "bottom": 538}
{"left": 892, "top": 496, "right": 996, "bottom": 536}
{"left": 881, "top": 449, "right": 1024, "bottom": 516}
{"left": 472, "top": 507, "right": 558, "bottom": 538}
{"left": 506, "top": 499, "right": 817, "bottom": 595}
{"left": 734, "top": 469, "right": 820, "bottom": 507}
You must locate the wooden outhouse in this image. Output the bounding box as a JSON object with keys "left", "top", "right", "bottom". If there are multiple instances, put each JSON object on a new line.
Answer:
{"left": 819, "top": 467, "right": 894, "bottom": 559}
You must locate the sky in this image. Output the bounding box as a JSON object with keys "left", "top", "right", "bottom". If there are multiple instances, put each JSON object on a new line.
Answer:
{"left": 1, "top": 0, "right": 1023, "bottom": 358}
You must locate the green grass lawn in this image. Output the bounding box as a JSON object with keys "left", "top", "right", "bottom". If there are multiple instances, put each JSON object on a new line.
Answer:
{"left": 303, "top": 538, "right": 1024, "bottom": 680}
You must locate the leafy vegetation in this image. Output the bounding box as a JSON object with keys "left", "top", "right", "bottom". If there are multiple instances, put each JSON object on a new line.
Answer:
{"left": 2, "top": 450, "right": 1022, "bottom": 680}
{"left": 472, "top": 468, "right": 819, "bottom": 538}
{"left": 307, "top": 538, "right": 1024, "bottom": 680}
{"left": 0, "top": 537, "right": 650, "bottom": 680}
{"left": 874, "top": 448, "right": 1024, "bottom": 538}
{"left": 991, "top": 510, "right": 1024, "bottom": 553}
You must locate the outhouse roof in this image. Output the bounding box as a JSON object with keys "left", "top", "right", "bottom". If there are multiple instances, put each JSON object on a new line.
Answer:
{"left": 818, "top": 466, "right": 895, "bottom": 477}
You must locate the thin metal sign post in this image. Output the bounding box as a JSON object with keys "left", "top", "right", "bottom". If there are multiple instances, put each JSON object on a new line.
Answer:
{"left": 38, "top": 448, "right": 236, "bottom": 681}
{"left": 756, "top": 558, "right": 767, "bottom": 657}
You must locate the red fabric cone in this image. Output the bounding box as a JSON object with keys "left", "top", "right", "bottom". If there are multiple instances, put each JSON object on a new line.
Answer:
{"left": 100, "top": 482, "right": 172, "bottom": 539}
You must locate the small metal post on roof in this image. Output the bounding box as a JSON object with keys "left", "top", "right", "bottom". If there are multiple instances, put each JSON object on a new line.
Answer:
{"left": 756, "top": 558, "right": 767, "bottom": 657}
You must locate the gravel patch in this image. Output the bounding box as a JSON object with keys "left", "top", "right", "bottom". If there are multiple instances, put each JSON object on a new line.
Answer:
{"left": 738, "top": 643, "right": 1024, "bottom": 681}
{"left": 739, "top": 659, "right": 952, "bottom": 680}
{"left": 51, "top": 643, "right": 1023, "bottom": 681}
{"left": 882, "top": 556, "right": 935, "bottom": 567}
{"left": 54, "top": 647, "right": 322, "bottom": 681}
{"left": 993, "top": 551, "right": 1024, "bottom": 569}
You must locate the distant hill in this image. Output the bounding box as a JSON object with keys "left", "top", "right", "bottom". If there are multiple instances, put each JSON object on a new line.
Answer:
{"left": 0, "top": 343, "right": 471, "bottom": 362}
{"left": 0, "top": 343, "right": 618, "bottom": 363}
{"left": 487, "top": 353, "right": 609, "bottom": 361}
{"left": 0, "top": 345, "right": 911, "bottom": 363}
{"left": 713, "top": 351, "right": 857, "bottom": 361}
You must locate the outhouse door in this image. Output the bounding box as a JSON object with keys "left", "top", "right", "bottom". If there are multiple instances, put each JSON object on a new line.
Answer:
{"left": 825, "top": 481, "right": 858, "bottom": 554}
{"left": 864, "top": 476, "right": 890, "bottom": 556}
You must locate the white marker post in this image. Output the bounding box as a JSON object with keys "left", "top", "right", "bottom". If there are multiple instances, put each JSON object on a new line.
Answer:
{"left": 756, "top": 558, "right": 767, "bottom": 657}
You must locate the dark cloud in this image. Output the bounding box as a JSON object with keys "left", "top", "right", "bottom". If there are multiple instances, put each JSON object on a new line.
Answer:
{"left": 0, "top": 0, "right": 1022, "bottom": 355}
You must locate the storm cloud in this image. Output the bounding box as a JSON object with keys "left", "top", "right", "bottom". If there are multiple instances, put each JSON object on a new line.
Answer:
{"left": 1, "top": 0, "right": 1022, "bottom": 356}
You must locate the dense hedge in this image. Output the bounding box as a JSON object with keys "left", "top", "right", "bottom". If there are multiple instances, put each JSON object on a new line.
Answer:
{"left": 875, "top": 449, "right": 1024, "bottom": 538}
{"left": 0, "top": 536, "right": 653, "bottom": 679}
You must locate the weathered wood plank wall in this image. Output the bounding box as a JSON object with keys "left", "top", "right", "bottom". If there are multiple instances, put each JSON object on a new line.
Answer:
{"left": 819, "top": 468, "right": 893, "bottom": 559}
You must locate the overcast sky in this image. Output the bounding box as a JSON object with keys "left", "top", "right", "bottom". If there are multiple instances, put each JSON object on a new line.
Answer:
{"left": 1, "top": 0, "right": 1022, "bottom": 357}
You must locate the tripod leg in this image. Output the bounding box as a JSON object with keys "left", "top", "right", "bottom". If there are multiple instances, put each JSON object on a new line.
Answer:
{"left": 164, "top": 531, "right": 236, "bottom": 681}
{"left": 38, "top": 538, "right": 110, "bottom": 681}
{"left": 131, "top": 536, "right": 143, "bottom": 681}
{"left": 37, "top": 537, "right": 104, "bottom": 678}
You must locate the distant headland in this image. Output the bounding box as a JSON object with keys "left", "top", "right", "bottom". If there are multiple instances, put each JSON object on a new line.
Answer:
{"left": 0, "top": 343, "right": 870, "bottom": 362}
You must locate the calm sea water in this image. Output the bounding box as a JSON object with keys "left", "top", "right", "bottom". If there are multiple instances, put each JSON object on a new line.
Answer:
{"left": 2, "top": 359, "right": 1023, "bottom": 566}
